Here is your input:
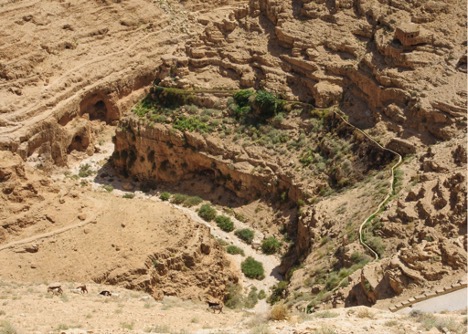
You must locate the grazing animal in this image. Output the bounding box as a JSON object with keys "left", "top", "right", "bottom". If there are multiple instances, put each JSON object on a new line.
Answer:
{"left": 99, "top": 290, "right": 112, "bottom": 296}
{"left": 76, "top": 284, "right": 88, "bottom": 294}
{"left": 207, "top": 301, "right": 223, "bottom": 314}
{"left": 47, "top": 284, "right": 63, "bottom": 295}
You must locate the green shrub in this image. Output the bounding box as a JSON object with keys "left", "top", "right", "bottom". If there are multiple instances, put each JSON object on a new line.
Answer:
{"left": 235, "top": 228, "right": 254, "bottom": 244}
{"left": 224, "top": 284, "right": 243, "bottom": 309}
{"left": 170, "top": 193, "right": 188, "bottom": 204}
{"left": 132, "top": 97, "right": 156, "bottom": 117}
{"left": 254, "top": 90, "right": 283, "bottom": 118}
{"left": 198, "top": 204, "right": 217, "bottom": 221}
{"left": 159, "top": 192, "right": 171, "bottom": 201}
{"left": 241, "top": 257, "right": 265, "bottom": 280}
{"left": 233, "top": 89, "right": 254, "bottom": 107}
{"left": 350, "top": 252, "right": 372, "bottom": 266}
{"left": 245, "top": 287, "right": 259, "bottom": 308}
{"left": 101, "top": 184, "right": 113, "bottom": 192}
{"left": 261, "top": 237, "right": 281, "bottom": 254}
{"left": 122, "top": 193, "right": 135, "bottom": 199}
{"left": 215, "top": 215, "right": 234, "bottom": 232}
{"left": 268, "top": 281, "right": 288, "bottom": 304}
{"left": 226, "top": 245, "right": 245, "bottom": 256}
{"left": 325, "top": 272, "right": 340, "bottom": 291}
{"left": 173, "top": 116, "right": 211, "bottom": 133}
{"left": 78, "top": 164, "right": 93, "bottom": 178}
{"left": 258, "top": 290, "right": 266, "bottom": 300}
{"left": 365, "top": 236, "right": 385, "bottom": 257}
{"left": 183, "top": 196, "right": 203, "bottom": 207}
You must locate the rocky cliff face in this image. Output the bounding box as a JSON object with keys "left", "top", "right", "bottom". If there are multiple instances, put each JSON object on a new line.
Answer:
{"left": 112, "top": 92, "right": 397, "bottom": 282}
{"left": 162, "top": 0, "right": 466, "bottom": 144}
{"left": 0, "top": 0, "right": 466, "bottom": 312}
{"left": 0, "top": 0, "right": 215, "bottom": 165}
{"left": 93, "top": 219, "right": 237, "bottom": 302}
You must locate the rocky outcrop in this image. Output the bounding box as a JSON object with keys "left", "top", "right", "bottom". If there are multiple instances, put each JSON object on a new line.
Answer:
{"left": 94, "top": 223, "right": 237, "bottom": 301}
{"left": 0, "top": 151, "right": 60, "bottom": 243}
{"left": 113, "top": 119, "right": 303, "bottom": 203}
{"left": 161, "top": 0, "right": 466, "bottom": 143}
{"left": 342, "top": 136, "right": 467, "bottom": 306}
{"left": 113, "top": 104, "right": 396, "bottom": 271}
{"left": 0, "top": 0, "right": 213, "bottom": 165}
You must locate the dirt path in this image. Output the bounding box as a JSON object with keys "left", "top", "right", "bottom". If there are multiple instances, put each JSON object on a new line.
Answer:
{"left": 172, "top": 205, "right": 281, "bottom": 313}
{"left": 335, "top": 109, "right": 403, "bottom": 260}
{"left": 0, "top": 202, "right": 102, "bottom": 252}
{"left": 59, "top": 135, "right": 281, "bottom": 314}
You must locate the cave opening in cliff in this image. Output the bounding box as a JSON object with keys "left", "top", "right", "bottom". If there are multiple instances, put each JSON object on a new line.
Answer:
{"left": 67, "top": 135, "right": 89, "bottom": 153}
{"left": 89, "top": 100, "right": 107, "bottom": 122}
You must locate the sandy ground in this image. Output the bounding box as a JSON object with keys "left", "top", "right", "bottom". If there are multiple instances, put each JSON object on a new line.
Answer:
{"left": 0, "top": 282, "right": 466, "bottom": 334}
{"left": 59, "top": 129, "right": 282, "bottom": 315}
{"left": 0, "top": 281, "right": 247, "bottom": 334}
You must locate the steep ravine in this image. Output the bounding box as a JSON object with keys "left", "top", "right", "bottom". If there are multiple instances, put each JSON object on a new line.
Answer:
{"left": 62, "top": 139, "right": 282, "bottom": 313}
{"left": 110, "top": 91, "right": 400, "bottom": 309}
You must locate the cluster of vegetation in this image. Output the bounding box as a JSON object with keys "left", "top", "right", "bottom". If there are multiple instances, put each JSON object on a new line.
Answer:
{"left": 268, "top": 280, "right": 288, "bottom": 304}
{"left": 409, "top": 310, "right": 465, "bottom": 334}
{"left": 361, "top": 217, "right": 385, "bottom": 257}
{"left": 78, "top": 163, "right": 93, "bottom": 178}
{"left": 215, "top": 215, "right": 234, "bottom": 232}
{"left": 151, "top": 86, "right": 196, "bottom": 108}
{"left": 159, "top": 192, "right": 171, "bottom": 201}
{"left": 226, "top": 245, "right": 245, "bottom": 256}
{"left": 101, "top": 184, "right": 114, "bottom": 192}
{"left": 228, "top": 89, "right": 285, "bottom": 124}
{"left": 131, "top": 89, "right": 218, "bottom": 134}
{"left": 170, "top": 193, "right": 203, "bottom": 207}
{"left": 261, "top": 237, "right": 281, "bottom": 255}
{"left": 224, "top": 284, "right": 264, "bottom": 310}
{"left": 235, "top": 228, "right": 254, "bottom": 244}
{"left": 173, "top": 116, "right": 213, "bottom": 133}
{"left": 241, "top": 256, "right": 265, "bottom": 280}
{"left": 157, "top": 192, "right": 204, "bottom": 207}
{"left": 198, "top": 204, "right": 217, "bottom": 221}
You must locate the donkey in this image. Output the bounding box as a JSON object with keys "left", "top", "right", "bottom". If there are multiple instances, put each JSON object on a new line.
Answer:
{"left": 76, "top": 284, "right": 88, "bottom": 294}
{"left": 47, "top": 284, "right": 63, "bottom": 295}
{"left": 99, "top": 290, "right": 112, "bottom": 296}
{"left": 207, "top": 301, "right": 223, "bottom": 314}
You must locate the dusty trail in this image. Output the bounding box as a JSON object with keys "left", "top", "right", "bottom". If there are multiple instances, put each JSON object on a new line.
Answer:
{"left": 61, "top": 137, "right": 282, "bottom": 314}
{"left": 334, "top": 109, "right": 403, "bottom": 260}
{"left": 0, "top": 202, "right": 103, "bottom": 252}
{"left": 173, "top": 206, "right": 282, "bottom": 313}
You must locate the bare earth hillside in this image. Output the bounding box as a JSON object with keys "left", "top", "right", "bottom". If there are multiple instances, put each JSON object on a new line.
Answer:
{"left": 0, "top": 0, "right": 466, "bottom": 333}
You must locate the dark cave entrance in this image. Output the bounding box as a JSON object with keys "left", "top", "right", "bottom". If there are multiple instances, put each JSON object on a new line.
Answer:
{"left": 79, "top": 94, "right": 119, "bottom": 124}
{"left": 88, "top": 100, "right": 108, "bottom": 122}
{"left": 67, "top": 134, "right": 89, "bottom": 154}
